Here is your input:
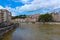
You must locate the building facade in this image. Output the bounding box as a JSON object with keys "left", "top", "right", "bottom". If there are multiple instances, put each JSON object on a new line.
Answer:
{"left": 51, "top": 12, "right": 60, "bottom": 22}
{"left": 18, "top": 14, "right": 40, "bottom": 23}
{"left": 0, "top": 9, "right": 11, "bottom": 23}
{"left": 31, "top": 14, "right": 40, "bottom": 22}
{"left": 25, "top": 14, "right": 40, "bottom": 22}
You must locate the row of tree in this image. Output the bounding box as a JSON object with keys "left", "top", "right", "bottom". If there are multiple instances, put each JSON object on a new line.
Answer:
{"left": 12, "top": 15, "right": 27, "bottom": 19}
{"left": 38, "top": 13, "right": 53, "bottom": 22}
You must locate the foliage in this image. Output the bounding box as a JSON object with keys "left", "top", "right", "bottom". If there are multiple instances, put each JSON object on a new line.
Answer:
{"left": 12, "top": 15, "right": 27, "bottom": 19}
{"left": 19, "top": 15, "right": 26, "bottom": 19}
{"left": 38, "top": 13, "right": 53, "bottom": 22}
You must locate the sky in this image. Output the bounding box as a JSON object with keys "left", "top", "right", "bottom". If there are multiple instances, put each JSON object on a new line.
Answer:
{"left": 0, "top": 0, "right": 60, "bottom": 16}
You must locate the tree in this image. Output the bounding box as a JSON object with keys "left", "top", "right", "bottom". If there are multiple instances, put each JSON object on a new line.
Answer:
{"left": 19, "top": 15, "right": 26, "bottom": 19}
{"left": 38, "top": 13, "right": 52, "bottom": 23}
{"left": 11, "top": 15, "right": 27, "bottom": 19}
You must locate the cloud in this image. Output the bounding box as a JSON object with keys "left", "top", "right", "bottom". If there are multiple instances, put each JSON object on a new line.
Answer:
{"left": 21, "top": 0, "right": 31, "bottom": 4}
{"left": 6, "top": 0, "right": 60, "bottom": 13}
{"left": 0, "top": 6, "right": 4, "bottom": 9}
{"left": 11, "top": 0, "right": 32, "bottom": 4}
{"left": 5, "top": 6, "right": 17, "bottom": 16}
{"left": 0, "top": 0, "right": 60, "bottom": 16}
{"left": 0, "top": 6, "right": 20, "bottom": 16}
{"left": 5, "top": 6, "right": 22, "bottom": 16}
{"left": 17, "top": 0, "right": 60, "bottom": 12}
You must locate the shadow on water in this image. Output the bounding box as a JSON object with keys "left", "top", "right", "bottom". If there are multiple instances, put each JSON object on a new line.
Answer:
{"left": 1, "top": 25, "right": 18, "bottom": 40}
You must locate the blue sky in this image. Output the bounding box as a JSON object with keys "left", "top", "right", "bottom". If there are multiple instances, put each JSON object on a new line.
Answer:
{"left": 0, "top": 0, "right": 60, "bottom": 16}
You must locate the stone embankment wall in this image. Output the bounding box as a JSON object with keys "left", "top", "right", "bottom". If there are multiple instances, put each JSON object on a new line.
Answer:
{"left": 0, "top": 23, "right": 18, "bottom": 39}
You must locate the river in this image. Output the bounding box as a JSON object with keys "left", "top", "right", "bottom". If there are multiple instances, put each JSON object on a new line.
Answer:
{"left": 2, "top": 23, "right": 60, "bottom": 40}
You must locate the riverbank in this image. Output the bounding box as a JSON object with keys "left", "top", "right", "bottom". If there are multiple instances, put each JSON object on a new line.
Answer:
{"left": 35, "top": 22, "right": 60, "bottom": 25}
{"left": 19, "top": 22, "right": 60, "bottom": 25}
{"left": 0, "top": 23, "right": 19, "bottom": 39}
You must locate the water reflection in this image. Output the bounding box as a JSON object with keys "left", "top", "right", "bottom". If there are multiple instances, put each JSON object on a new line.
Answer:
{"left": 2, "top": 23, "right": 60, "bottom": 40}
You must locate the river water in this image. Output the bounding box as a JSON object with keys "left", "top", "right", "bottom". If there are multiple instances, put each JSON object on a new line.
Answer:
{"left": 2, "top": 23, "right": 60, "bottom": 40}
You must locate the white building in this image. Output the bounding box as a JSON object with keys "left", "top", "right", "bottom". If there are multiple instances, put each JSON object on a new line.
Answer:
{"left": 0, "top": 9, "right": 11, "bottom": 23}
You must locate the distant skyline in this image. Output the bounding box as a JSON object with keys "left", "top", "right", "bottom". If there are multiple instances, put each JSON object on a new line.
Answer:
{"left": 0, "top": 0, "right": 60, "bottom": 16}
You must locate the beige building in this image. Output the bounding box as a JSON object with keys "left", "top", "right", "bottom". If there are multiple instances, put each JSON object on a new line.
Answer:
{"left": 51, "top": 12, "right": 60, "bottom": 22}
{"left": 30, "top": 14, "right": 40, "bottom": 22}
{"left": 25, "top": 14, "right": 40, "bottom": 22}
{"left": 17, "top": 14, "right": 40, "bottom": 23}
{"left": 0, "top": 9, "right": 11, "bottom": 23}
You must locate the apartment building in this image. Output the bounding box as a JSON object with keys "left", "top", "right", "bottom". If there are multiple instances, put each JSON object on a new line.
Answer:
{"left": 25, "top": 14, "right": 40, "bottom": 22}
{"left": 51, "top": 12, "right": 60, "bottom": 22}
{"left": 0, "top": 9, "right": 11, "bottom": 23}
{"left": 30, "top": 14, "right": 40, "bottom": 22}
{"left": 19, "top": 14, "right": 40, "bottom": 23}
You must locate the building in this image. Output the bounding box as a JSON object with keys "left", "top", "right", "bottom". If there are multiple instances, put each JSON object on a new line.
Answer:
{"left": 51, "top": 12, "right": 60, "bottom": 22}
{"left": 18, "top": 14, "right": 40, "bottom": 23}
{"left": 25, "top": 14, "right": 40, "bottom": 22}
{"left": 0, "top": 9, "right": 11, "bottom": 23}
{"left": 30, "top": 14, "right": 40, "bottom": 22}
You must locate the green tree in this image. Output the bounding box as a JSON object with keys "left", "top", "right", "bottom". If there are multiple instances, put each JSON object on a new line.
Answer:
{"left": 12, "top": 15, "right": 27, "bottom": 19}
{"left": 19, "top": 15, "right": 26, "bottom": 19}
{"left": 38, "top": 13, "right": 52, "bottom": 23}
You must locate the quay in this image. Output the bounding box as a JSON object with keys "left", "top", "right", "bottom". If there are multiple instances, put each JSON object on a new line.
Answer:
{"left": 0, "top": 23, "right": 19, "bottom": 39}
